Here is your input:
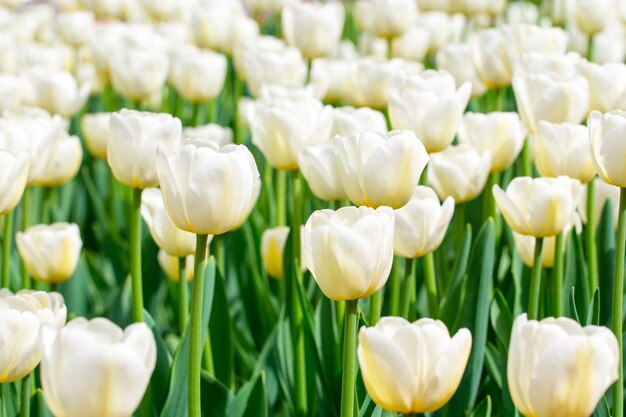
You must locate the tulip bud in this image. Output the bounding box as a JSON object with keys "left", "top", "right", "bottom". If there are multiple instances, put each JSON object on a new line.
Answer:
{"left": 81, "top": 112, "right": 111, "bottom": 160}
{"left": 334, "top": 131, "right": 429, "bottom": 209}
{"left": 298, "top": 141, "right": 347, "bottom": 202}
{"left": 389, "top": 70, "right": 471, "bottom": 153}
{"left": 191, "top": 3, "right": 258, "bottom": 55}
{"left": 169, "top": 47, "right": 227, "bottom": 103}
{"left": 158, "top": 250, "right": 195, "bottom": 282}
{"left": 579, "top": 178, "right": 620, "bottom": 230}
{"left": 108, "top": 109, "right": 182, "bottom": 189}
{"left": 573, "top": 0, "right": 614, "bottom": 36}
{"left": 534, "top": 121, "right": 595, "bottom": 183}
{"left": 588, "top": 110, "right": 626, "bottom": 188}
{"left": 579, "top": 61, "right": 626, "bottom": 113}
{"left": 156, "top": 141, "right": 261, "bottom": 235}
{"left": 470, "top": 28, "right": 512, "bottom": 88}
{"left": 394, "top": 186, "right": 454, "bottom": 258}
{"left": 355, "top": 0, "right": 417, "bottom": 39}
{"left": 183, "top": 124, "right": 233, "bottom": 148}
{"left": 23, "top": 69, "right": 90, "bottom": 118}
{"left": 329, "top": 106, "right": 387, "bottom": 138}
{"left": 458, "top": 112, "right": 526, "bottom": 173}
{"left": 508, "top": 313, "right": 618, "bottom": 417}
{"left": 358, "top": 317, "right": 472, "bottom": 413}
{"left": 302, "top": 206, "right": 394, "bottom": 301}
{"left": 109, "top": 48, "right": 169, "bottom": 102}
{"left": 0, "top": 150, "right": 29, "bottom": 216}
{"left": 16, "top": 223, "right": 82, "bottom": 284}
{"left": 0, "top": 290, "right": 66, "bottom": 383}
{"left": 493, "top": 176, "right": 582, "bottom": 237}
{"left": 429, "top": 144, "right": 492, "bottom": 203}
{"left": 39, "top": 317, "right": 156, "bottom": 417}
{"left": 436, "top": 43, "right": 487, "bottom": 99}
{"left": 261, "top": 226, "right": 290, "bottom": 279}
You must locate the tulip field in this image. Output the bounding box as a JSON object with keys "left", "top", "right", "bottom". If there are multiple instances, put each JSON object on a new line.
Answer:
{"left": 2, "top": 0, "right": 626, "bottom": 416}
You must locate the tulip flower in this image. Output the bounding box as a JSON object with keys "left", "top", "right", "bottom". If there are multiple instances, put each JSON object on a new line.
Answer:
{"left": 469, "top": 28, "right": 512, "bottom": 88}
{"left": 191, "top": 2, "right": 259, "bottom": 55}
{"left": 158, "top": 250, "right": 195, "bottom": 283}
{"left": 183, "top": 124, "right": 233, "bottom": 148}
{"left": 514, "top": 52, "right": 581, "bottom": 78}
{"left": 81, "top": 112, "right": 111, "bottom": 160}
{"left": 417, "top": 11, "right": 466, "bottom": 56}
{"left": 534, "top": 121, "right": 595, "bottom": 184}
{"left": 302, "top": 206, "right": 394, "bottom": 301}
{"left": 579, "top": 178, "right": 620, "bottom": 230}
{"left": 436, "top": 43, "right": 487, "bottom": 99}
{"left": 588, "top": 110, "right": 626, "bottom": 188}
{"left": 29, "top": 130, "right": 82, "bottom": 188}
{"left": 282, "top": 2, "right": 345, "bottom": 60}
{"left": 310, "top": 58, "right": 353, "bottom": 104}
{"left": 513, "top": 217, "right": 579, "bottom": 269}
{"left": 0, "top": 150, "right": 29, "bottom": 216}
{"left": 355, "top": 0, "right": 417, "bottom": 39}
{"left": 389, "top": 70, "right": 471, "bottom": 153}
{"left": 298, "top": 141, "right": 347, "bottom": 202}
{"left": 244, "top": 0, "right": 291, "bottom": 13}
{"left": 0, "top": 290, "right": 66, "bottom": 384}
{"left": 169, "top": 47, "right": 227, "bottom": 104}
{"left": 108, "top": 109, "right": 182, "bottom": 189}
{"left": 56, "top": 11, "right": 95, "bottom": 47}
{"left": 23, "top": 69, "right": 90, "bottom": 118}
{"left": 0, "top": 75, "right": 26, "bottom": 112}
{"left": 16, "top": 223, "right": 82, "bottom": 285}
{"left": 109, "top": 48, "right": 169, "bottom": 103}
{"left": 391, "top": 26, "right": 430, "bottom": 63}
{"left": 579, "top": 61, "right": 626, "bottom": 114}
{"left": 329, "top": 106, "right": 387, "bottom": 138}
{"left": 39, "top": 317, "right": 156, "bottom": 417}
{"left": 429, "top": 144, "right": 492, "bottom": 204}
{"left": 508, "top": 314, "right": 618, "bottom": 417}
{"left": 358, "top": 317, "right": 472, "bottom": 413}
{"left": 261, "top": 226, "right": 290, "bottom": 279}
{"left": 573, "top": 0, "right": 613, "bottom": 36}
{"left": 501, "top": 24, "right": 569, "bottom": 63}
{"left": 458, "top": 112, "right": 525, "bottom": 173}
{"left": 334, "top": 131, "right": 429, "bottom": 209}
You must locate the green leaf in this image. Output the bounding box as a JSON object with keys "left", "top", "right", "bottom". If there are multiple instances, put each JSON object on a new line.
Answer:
{"left": 357, "top": 396, "right": 394, "bottom": 417}
{"left": 201, "top": 372, "right": 233, "bottom": 417}
{"left": 209, "top": 268, "right": 235, "bottom": 389}
{"left": 470, "top": 396, "right": 492, "bottom": 417}
{"left": 142, "top": 310, "right": 173, "bottom": 416}
{"left": 592, "top": 395, "right": 611, "bottom": 417}
{"left": 225, "top": 373, "right": 268, "bottom": 417}
{"left": 490, "top": 290, "right": 513, "bottom": 347}
{"left": 597, "top": 200, "right": 616, "bottom": 325}
{"left": 0, "top": 383, "right": 17, "bottom": 417}
{"left": 586, "top": 288, "right": 600, "bottom": 326}
{"left": 439, "top": 224, "right": 473, "bottom": 330}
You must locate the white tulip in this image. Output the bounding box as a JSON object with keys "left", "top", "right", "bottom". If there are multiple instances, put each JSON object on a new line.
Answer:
{"left": 109, "top": 48, "right": 169, "bottom": 103}
{"left": 391, "top": 26, "right": 430, "bottom": 63}
{"left": 310, "top": 58, "right": 353, "bottom": 104}
{"left": 157, "top": 250, "right": 195, "bottom": 283}
{"left": 0, "top": 150, "right": 29, "bottom": 215}
{"left": 261, "top": 226, "right": 290, "bottom": 279}
{"left": 437, "top": 43, "right": 487, "bottom": 99}
{"left": 470, "top": 28, "right": 512, "bottom": 88}
{"left": 513, "top": 52, "right": 581, "bottom": 78}
{"left": 56, "top": 11, "right": 94, "bottom": 47}
{"left": 588, "top": 110, "right": 626, "bottom": 187}
{"left": 23, "top": 69, "right": 90, "bottom": 118}
{"left": 355, "top": 0, "right": 417, "bottom": 39}
{"left": 298, "top": 141, "right": 347, "bottom": 202}
{"left": 169, "top": 47, "right": 227, "bottom": 103}
{"left": 573, "top": 0, "right": 614, "bottom": 36}
{"left": 579, "top": 61, "right": 626, "bottom": 113}
{"left": 329, "top": 106, "right": 387, "bottom": 138}
{"left": 183, "top": 124, "right": 233, "bottom": 148}
{"left": 81, "top": 112, "right": 111, "bottom": 160}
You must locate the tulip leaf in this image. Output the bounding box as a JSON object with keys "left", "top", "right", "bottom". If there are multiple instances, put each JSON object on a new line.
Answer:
{"left": 490, "top": 290, "right": 513, "bottom": 347}
{"left": 142, "top": 310, "right": 173, "bottom": 415}
{"left": 592, "top": 395, "right": 611, "bottom": 417}
{"left": 32, "top": 388, "right": 52, "bottom": 417}
{"left": 225, "top": 373, "right": 268, "bottom": 417}
{"left": 586, "top": 288, "right": 600, "bottom": 326}
{"left": 209, "top": 268, "right": 235, "bottom": 389}
{"left": 597, "top": 200, "right": 616, "bottom": 326}
{"left": 357, "top": 396, "right": 394, "bottom": 417}
{"left": 0, "top": 383, "right": 17, "bottom": 417}
{"left": 200, "top": 372, "right": 233, "bottom": 417}
{"left": 470, "top": 395, "right": 492, "bottom": 417}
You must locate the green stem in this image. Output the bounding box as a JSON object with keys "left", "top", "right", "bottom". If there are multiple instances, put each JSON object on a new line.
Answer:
{"left": 340, "top": 299, "right": 358, "bottom": 417}
{"left": 190, "top": 102, "right": 201, "bottom": 127}
{"left": 400, "top": 257, "right": 415, "bottom": 319}
{"left": 483, "top": 172, "right": 499, "bottom": 221}
{"left": 20, "top": 188, "right": 31, "bottom": 290}
{"left": 424, "top": 252, "right": 438, "bottom": 318}
{"left": 40, "top": 187, "right": 51, "bottom": 224}
{"left": 276, "top": 170, "right": 287, "bottom": 227}
{"left": 213, "top": 235, "right": 224, "bottom": 278}
{"left": 291, "top": 171, "right": 302, "bottom": 265}
{"left": 178, "top": 257, "right": 188, "bottom": 335}
{"left": 387, "top": 259, "right": 401, "bottom": 316}
{"left": 369, "top": 290, "right": 382, "bottom": 325}
{"left": 612, "top": 188, "right": 626, "bottom": 417}
{"left": 20, "top": 374, "right": 29, "bottom": 417}
{"left": 553, "top": 232, "right": 564, "bottom": 317}
{"left": 130, "top": 187, "right": 144, "bottom": 323}
{"left": 586, "top": 179, "right": 599, "bottom": 295}
{"left": 528, "top": 237, "right": 544, "bottom": 320}
{"left": 206, "top": 99, "right": 216, "bottom": 124}
{"left": 2, "top": 210, "right": 14, "bottom": 289}
{"left": 586, "top": 35, "right": 594, "bottom": 61}
{"left": 189, "top": 233, "right": 209, "bottom": 417}
{"left": 455, "top": 203, "right": 466, "bottom": 246}
{"left": 521, "top": 138, "right": 532, "bottom": 178}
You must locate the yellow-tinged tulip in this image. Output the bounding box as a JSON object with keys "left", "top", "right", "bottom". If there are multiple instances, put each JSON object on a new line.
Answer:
{"left": 261, "top": 226, "right": 290, "bottom": 279}
{"left": 169, "top": 47, "right": 227, "bottom": 103}
{"left": 157, "top": 250, "right": 195, "bottom": 282}
{"left": 573, "top": 0, "right": 613, "bottom": 36}
{"left": 310, "top": 58, "right": 353, "bottom": 104}
{"left": 183, "top": 123, "right": 233, "bottom": 148}
{"left": 469, "top": 28, "right": 512, "bottom": 88}
{"left": 16, "top": 223, "right": 82, "bottom": 284}
{"left": 436, "top": 43, "right": 487, "bottom": 99}
{"left": 30, "top": 129, "right": 82, "bottom": 188}
{"left": 358, "top": 317, "right": 472, "bottom": 413}
{"left": 588, "top": 110, "right": 626, "bottom": 187}
{"left": 329, "top": 106, "right": 387, "bottom": 138}
{"left": 428, "top": 144, "right": 492, "bottom": 203}
{"left": 191, "top": 3, "right": 258, "bottom": 55}
{"left": 109, "top": 48, "right": 169, "bottom": 103}
{"left": 0, "top": 150, "right": 29, "bottom": 216}
{"left": 108, "top": 109, "right": 182, "bottom": 189}
{"left": 355, "top": 0, "right": 417, "bottom": 39}
{"left": 39, "top": 317, "right": 156, "bottom": 417}
{"left": 458, "top": 112, "right": 525, "bottom": 173}
{"left": 579, "top": 178, "right": 620, "bottom": 230}
{"left": 23, "top": 69, "right": 90, "bottom": 118}
{"left": 334, "top": 130, "right": 429, "bottom": 209}
{"left": 81, "top": 112, "right": 110, "bottom": 160}
{"left": 156, "top": 140, "right": 261, "bottom": 235}
{"left": 514, "top": 52, "right": 581, "bottom": 78}
{"left": 56, "top": 11, "right": 95, "bottom": 47}
{"left": 0, "top": 290, "right": 66, "bottom": 383}
{"left": 391, "top": 26, "right": 430, "bottom": 63}
{"left": 302, "top": 206, "right": 394, "bottom": 301}
{"left": 298, "top": 141, "right": 347, "bottom": 202}
{"left": 282, "top": 2, "right": 344, "bottom": 60}
{"left": 394, "top": 186, "right": 454, "bottom": 258}
{"left": 493, "top": 176, "right": 582, "bottom": 237}
{"left": 579, "top": 61, "right": 626, "bottom": 113}
{"left": 508, "top": 313, "right": 618, "bottom": 417}
{"left": 513, "top": 218, "right": 579, "bottom": 268}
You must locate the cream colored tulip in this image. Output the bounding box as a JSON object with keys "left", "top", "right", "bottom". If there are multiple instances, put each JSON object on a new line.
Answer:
{"left": 493, "top": 176, "right": 582, "bottom": 237}
{"left": 310, "top": 58, "right": 353, "bottom": 104}
{"left": 0, "top": 290, "right": 66, "bottom": 383}
{"left": 245, "top": 0, "right": 292, "bottom": 13}
{"left": 573, "top": 0, "right": 614, "bottom": 36}
{"left": 505, "top": 1, "right": 539, "bottom": 23}
{"left": 0, "top": 75, "right": 26, "bottom": 112}
{"left": 429, "top": 144, "right": 492, "bottom": 203}
{"left": 470, "top": 28, "right": 512, "bottom": 88}
{"left": 302, "top": 206, "right": 394, "bottom": 301}
{"left": 109, "top": 48, "right": 169, "bottom": 102}
{"left": 16, "top": 223, "right": 82, "bottom": 284}
{"left": 458, "top": 112, "right": 525, "bottom": 173}
{"left": 191, "top": 3, "right": 258, "bottom": 55}
{"left": 334, "top": 131, "right": 429, "bottom": 209}
{"left": 158, "top": 250, "right": 195, "bottom": 282}
{"left": 355, "top": 0, "right": 417, "bottom": 39}
{"left": 81, "top": 112, "right": 110, "bottom": 160}
{"left": 183, "top": 124, "right": 233, "bottom": 148}
{"left": 299, "top": 141, "right": 347, "bottom": 202}
{"left": 56, "top": 11, "right": 94, "bottom": 47}
{"left": 40, "top": 318, "right": 156, "bottom": 417}
{"left": 513, "top": 218, "right": 578, "bottom": 268}
{"left": 508, "top": 313, "right": 618, "bottom": 417}
{"left": 108, "top": 109, "right": 182, "bottom": 189}
{"left": 579, "top": 178, "right": 620, "bottom": 230}
{"left": 282, "top": 2, "right": 344, "bottom": 60}
{"left": 437, "top": 43, "right": 487, "bottom": 99}
{"left": 0, "top": 150, "right": 29, "bottom": 215}
{"left": 329, "top": 106, "right": 387, "bottom": 138}
{"left": 418, "top": 11, "right": 466, "bottom": 55}
{"left": 156, "top": 141, "right": 261, "bottom": 235}
{"left": 579, "top": 61, "right": 626, "bottom": 113}
{"left": 24, "top": 69, "right": 90, "bottom": 118}
{"left": 358, "top": 34, "right": 389, "bottom": 59}
{"left": 358, "top": 317, "right": 472, "bottom": 413}
{"left": 450, "top": 0, "right": 505, "bottom": 16}
{"left": 169, "top": 47, "right": 227, "bottom": 103}
{"left": 513, "top": 73, "right": 589, "bottom": 134}
{"left": 394, "top": 186, "right": 454, "bottom": 258}
{"left": 389, "top": 70, "right": 471, "bottom": 153}
{"left": 588, "top": 110, "right": 626, "bottom": 187}
{"left": 141, "top": 188, "right": 196, "bottom": 258}
{"left": 534, "top": 121, "right": 595, "bottom": 183}
{"left": 261, "top": 226, "right": 290, "bottom": 279}
{"left": 391, "top": 26, "right": 430, "bottom": 63}
{"left": 514, "top": 52, "right": 581, "bottom": 78}
{"left": 30, "top": 129, "right": 82, "bottom": 188}
{"left": 501, "top": 24, "right": 569, "bottom": 63}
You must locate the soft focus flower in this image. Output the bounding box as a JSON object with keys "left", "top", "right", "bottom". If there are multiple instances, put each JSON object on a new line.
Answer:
{"left": 302, "top": 206, "right": 394, "bottom": 301}
{"left": 458, "top": 112, "right": 525, "bottom": 173}
{"left": 389, "top": 70, "right": 471, "bottom": 153}
{"left": 191, "top": 3, "right": 259, "bottom": 55}
{"left": 358, "top": 317, "right": 471, "bottom": 413}
{"left": 244, "top": 0, "right": 292, "bottom": 13}
{"left": 0, "top": 150, "right": 29, "bottom": 215}
{"left": 169, "top": 47, "right": 227, "bottom": 103}
{"left": 16, "top": 223, "right": 82, "bottom": 284}
{"left": 282, "top": 2, "right": 344, "bottom": 60}
{"left": 508, "top": 313, "right": 618, "bottom": 417}
{"left": 56, "top": 11, "right": 95, "bottom": 47}
{"left": 141, "top": 188, "right": 196, "bottom": 258}
{"left": 261, "top": 226, "right": 290, "bottom": 279}
{"left": 579, "top": 61, "right": 626, "bottom": 113}
{"left": 30, "top": 128, "right": 82, "bottom": 188}
{"left": 156, "top": 141, "right": 261, "bottom": 235}
{"left": 394, "top": 186, "right": 454, "bottom": 258}
{"left": 329, "top": 106, "right": 387, "bottom": 138}
{"left": 493, "top": 176, "right": 582, "bottom": 237}
{"left": 298, "top": 141, "right": 347, "bottom": 202}
{"left": 158, "top": 250, "right": 195, "bottom": 282}
{"left": 534, "top": 121, "right": 595, "bottom": 183}
{"left": 501, "top": 24, "right": 569, "bottom": 63}
{"left": 108, "top": 110, "right": 182, "bottom": 189}
{"left": 0, "top": 75, "right": 26, "bottom": 112}
{"left": 81, "top": 112, "right": 110, "bottom": 160}
{"left": 183, "top": 124, "right": 233, "bottom": 148}
{"left": 310, "top": 58, "right": 353, "bottom": 104}
{"left": 334, "top": 130, "right": 429, "bottom": 209}
{"left": 0, "top": 290, "right": 66, "bottom": 383}
{"left": 429, "top": 144, "right": 492, "bottom": 203}
{"left": 437, "top": 43, "right": 487, "bottom": 99}
{"left": 23, "top": 69, "right": 90, "bottom": 118}
{"left": 39, "top": 318, "right": 156, "bottom": 417}
{"left": 109, "top": 48, "right": 169, "bottom": 103}
{"left": 470, "top": 28, "right": 512, "bottom": 88}
{"left": 588, "top": 110, "right": 626, "bottom": 187}
{"left": 573, "top": 0, "right": 614, "bottom": 36}
{"left": 391, "top": 26, "right": 430, "bottom": 63}
{"left": 356, "top": 0, "right": 417, "bottom": 39}
{"left": 513, "top": 219, "right": 578, "bottom": 268}
{"left": 579, "top": 178, "right": 620, "bottom": 230}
